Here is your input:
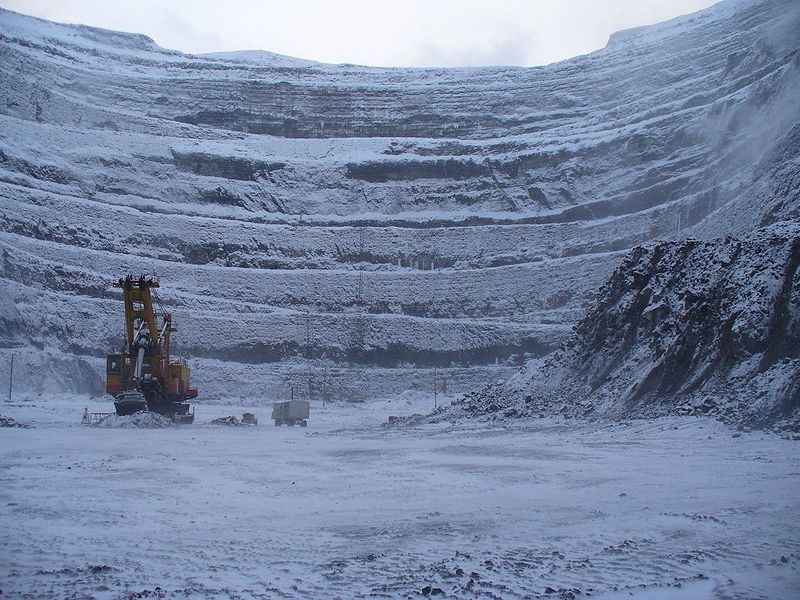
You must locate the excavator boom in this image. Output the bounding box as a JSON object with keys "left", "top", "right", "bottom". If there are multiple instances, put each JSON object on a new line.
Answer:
{"left": 106, "top": 275, "right": 196, "bottom": 423}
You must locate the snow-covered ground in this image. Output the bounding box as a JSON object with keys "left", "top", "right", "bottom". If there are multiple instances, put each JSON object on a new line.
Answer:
{"left": 2, "top": 395, "right": 798, "bottom": 598}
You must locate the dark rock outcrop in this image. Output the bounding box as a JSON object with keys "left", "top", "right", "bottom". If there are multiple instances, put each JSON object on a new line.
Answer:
{"left": 451, "top": 223, "right": 800, "bottom": 428}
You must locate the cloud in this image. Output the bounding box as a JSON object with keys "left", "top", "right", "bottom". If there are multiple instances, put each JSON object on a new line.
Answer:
{"left": 410, "top": 33, "right": 532, "bottom": 68}
{"left": 0, "top": 0, "right": 721, "bottom": 67}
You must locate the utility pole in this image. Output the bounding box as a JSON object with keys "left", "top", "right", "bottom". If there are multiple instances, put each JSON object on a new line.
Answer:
{"left": 433, "top": 368, "right": 438, "bottom": 410}
{"left": 357, "top": 228, "right": 365, "bottom": 315}
{"left": 7, "top": 354, "right": 13, "bottom": 401}
{"left": 353, "top": 228, "right": 366, "bottom": 361}
{"left": 320, "top": 367, "right": 328, "bottom": 408}
{"left": 355, "top": 273, "right": 365, "bottom": 353}
{"left": 305, "top": 308, "right": 311, "bottom": 359}
{"left": 304, "top": 308, "right": 315, "bottom": 408}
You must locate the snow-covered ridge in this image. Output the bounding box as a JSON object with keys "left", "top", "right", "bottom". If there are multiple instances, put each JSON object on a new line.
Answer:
{"left": 201, "top": 49, "right": 324, "bottom": 68}
{"left": 0, "top": 0, "right": 798, "bottom": 401}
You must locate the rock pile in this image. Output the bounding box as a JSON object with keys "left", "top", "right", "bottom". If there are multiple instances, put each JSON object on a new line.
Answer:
{"left": 0, "top": 415, "right": 30, "bottom": 428}
{"left": 210, "top": 416, "right": 241, "bottom": 426}
{"left": 443, "top": 224, "right": 800, "bottom": 430}
{"left": 96, "top": 412, "right": 173, "bottom": 428}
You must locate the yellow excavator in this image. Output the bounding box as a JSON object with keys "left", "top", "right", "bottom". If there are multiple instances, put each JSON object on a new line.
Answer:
{"left": 106, "top": 275, "right": 196, "bottom": 423}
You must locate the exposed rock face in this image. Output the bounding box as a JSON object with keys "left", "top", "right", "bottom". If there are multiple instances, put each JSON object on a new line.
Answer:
{"left": 452, "top": 223, "right": 800, "bottom": 428}
{"left": 0, "top": 0, "right": 798, "bottom": 400}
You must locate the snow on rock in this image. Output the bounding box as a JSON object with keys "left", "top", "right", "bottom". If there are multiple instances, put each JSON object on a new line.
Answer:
{"left": 446, "top": 223, "right": 800, "bottom": 429}
{"left": 209, "top": 415, "right": 242, "bottom": 426}
{"left": 0, "top": 415, "right": 30, "bottom": 427}
{"left": 95, "top": 411, "right": 173, "bottom": 428}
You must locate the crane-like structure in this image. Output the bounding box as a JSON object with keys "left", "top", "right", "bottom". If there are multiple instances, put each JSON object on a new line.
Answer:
{"left": 106, "top": 275, "right": 196, "bottom": 423}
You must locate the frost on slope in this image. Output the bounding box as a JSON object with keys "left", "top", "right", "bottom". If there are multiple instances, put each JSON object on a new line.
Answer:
{"left": 447, "top": 223, "right": 800, "bottom": 429}
{"left": 0, "top": 0, "right": 799, "bottom": 401}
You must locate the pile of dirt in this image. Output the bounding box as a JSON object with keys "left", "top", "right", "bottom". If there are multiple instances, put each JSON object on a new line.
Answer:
{"left": 0, "top": 415, "right": 30, "bottom": 428}
{"left": 442, "top": 224, "right": 800, "bottom": 431}
{"left": 210, "top": 416, "right": 242, "bottom": 426}
{"left": 95, "top": 412, "right": 173, "bottom": 428}
{"left": 209, "top": 414, "right": 259, "bottom": 426}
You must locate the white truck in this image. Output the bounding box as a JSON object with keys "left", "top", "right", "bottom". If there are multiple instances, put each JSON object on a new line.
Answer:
{"left": 271, "top": 400, "right": 310, "bottom": 427}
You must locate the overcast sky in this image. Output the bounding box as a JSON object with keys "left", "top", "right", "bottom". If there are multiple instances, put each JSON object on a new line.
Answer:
{"left": 1, "top": 0, "right": 721, "bottom": 67}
